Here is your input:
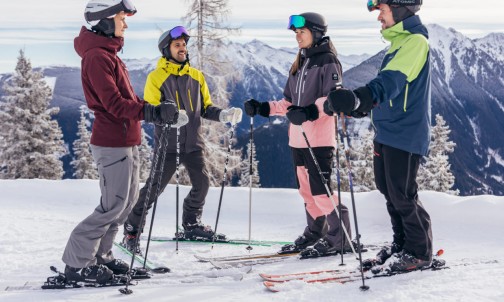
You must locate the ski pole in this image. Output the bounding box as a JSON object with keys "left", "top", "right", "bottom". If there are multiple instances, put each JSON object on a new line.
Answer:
{"left": 122, "top": 123, "right": 171, "bottom": 295}
{"left": 143, "top": 124, "right": 172, "bottom": 268}
{"left": 297, "top": 125, "right": 357, "bottom": 257}
{"left": 333, "top": 115, "right": 345, "bottom": 266}
{"left": 246, "top": 117, "right": 254, "bottom": 252}
{"left": 338, "top": 113, "right": 369, "bottom": 291}
{"left": 175, "top": 126, "right": 180, "bottom": 252}
{"left": 211, "top": 123, "right": 236, "bottom": 249}
{"left": 332, "top": 82, "right": 346, "bottom": 266}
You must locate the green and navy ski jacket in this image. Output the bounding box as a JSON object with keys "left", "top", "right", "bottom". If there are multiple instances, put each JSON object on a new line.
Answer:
{"left": 368, "top": 15, "right": 431, "bottom": 156}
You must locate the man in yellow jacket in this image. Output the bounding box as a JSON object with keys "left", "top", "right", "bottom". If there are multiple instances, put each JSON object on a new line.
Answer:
{"left": 122, "top": 26, "right": 242, "bottom": 254}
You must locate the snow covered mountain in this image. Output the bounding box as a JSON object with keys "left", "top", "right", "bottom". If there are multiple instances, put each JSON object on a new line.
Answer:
{"left": 0, "top": 24, "right": 502, "bottom": 195}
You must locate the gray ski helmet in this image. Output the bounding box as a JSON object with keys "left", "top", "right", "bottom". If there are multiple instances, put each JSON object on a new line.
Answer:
{"left": 367, "top": 0, "right": 422, "bottom": 14}
{"left": 158, "top": 26, "right": 190, "bottom": 62}
{"left": 84, "top": 0, "right": 137, "bottom": 36}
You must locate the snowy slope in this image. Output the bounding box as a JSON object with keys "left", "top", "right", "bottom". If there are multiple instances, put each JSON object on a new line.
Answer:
{"left": 0, "top": 179, "right": 503, "bottom": 301}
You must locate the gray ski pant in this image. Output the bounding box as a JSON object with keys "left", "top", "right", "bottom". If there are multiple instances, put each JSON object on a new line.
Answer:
{"left": 62, "top": 145, "right": 140, "bottom": 268}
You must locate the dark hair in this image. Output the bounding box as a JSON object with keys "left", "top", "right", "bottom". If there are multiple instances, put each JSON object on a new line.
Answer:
{"left": 289, "top": 38, "right": 337, "bottom": 75}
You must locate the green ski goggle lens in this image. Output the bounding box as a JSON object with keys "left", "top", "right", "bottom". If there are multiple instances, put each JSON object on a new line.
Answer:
{"left": 367, "top": 0, "right": 380, "bottom": 12}
{"left": 287, "top": 15, "right": 306, "bottom": 30}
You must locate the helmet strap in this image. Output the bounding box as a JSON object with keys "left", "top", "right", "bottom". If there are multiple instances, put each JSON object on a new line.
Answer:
{"left": 91, "top": 19, "right": 116, "bottom": 37}
{"left": 390, "top": 6, "right": 415, "bottom": 23}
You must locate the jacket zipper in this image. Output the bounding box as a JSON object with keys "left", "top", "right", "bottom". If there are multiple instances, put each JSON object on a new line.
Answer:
{"left": 297, "top": 58, "right": 310, "bottom": 106}
{"left": 403, "top": 83, "right": 409, "bottom": 112}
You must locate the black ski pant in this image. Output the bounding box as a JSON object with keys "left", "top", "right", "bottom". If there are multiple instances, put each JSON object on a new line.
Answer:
{"left": 374, "top": 142, "right": 433, "bottom": 261}
{"left": 124, "top": 149, "right": 209, "bottom": 235}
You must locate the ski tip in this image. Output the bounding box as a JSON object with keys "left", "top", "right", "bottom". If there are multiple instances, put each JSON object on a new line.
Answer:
{"left": 263, "top": 281, "right": 279, "bottom": 292}
{"left": 436, "top": 249, "right": 444, "bottom": 257}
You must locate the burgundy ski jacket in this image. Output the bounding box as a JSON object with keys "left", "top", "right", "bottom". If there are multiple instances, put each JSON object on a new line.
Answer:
{"left": 74, "top": 27, "right": 145, "bottom": 147}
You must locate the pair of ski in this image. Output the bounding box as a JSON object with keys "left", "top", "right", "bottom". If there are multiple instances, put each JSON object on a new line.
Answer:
{"left": 195, "top": 251, "right": 300, "bottom": 269}
{"left": 196, "top": 243, "right": 377, "bottom": 269}
{"left": 261, "top": 251, "right": 447, "bottom": 292}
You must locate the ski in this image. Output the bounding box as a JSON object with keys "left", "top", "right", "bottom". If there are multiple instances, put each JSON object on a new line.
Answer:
{"left": 147, "top": 235, "right": 292, "bottom": 247}
{"left": 195, "top": 251, "right": 299, "bottom": 263}
{"left": 172, "top": 266, "right": 253, "bottom": 282}
{"left": 5, "top": 265, "right": 251, "bottom": 291}
{"left": 29, "top": 266, "right": 137, "bottom": 291}
{"left": 260, "top": 268, "right": 348, "bottom": 282}
{"left": 210, "top": 256, "right": 297, "bottom": 269}
{"left": 262, "top": 254, "right": 448, "bottom": 292}
{"left": 263, "top": 261, "right": 447, "bottom": 292}
{"left": 113, "top": 241, "right": 170, "bottom": 274}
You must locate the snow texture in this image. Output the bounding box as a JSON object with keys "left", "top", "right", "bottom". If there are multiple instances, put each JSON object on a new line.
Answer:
{"left": 0, "top": 179, "right": 503, "bottom": 301}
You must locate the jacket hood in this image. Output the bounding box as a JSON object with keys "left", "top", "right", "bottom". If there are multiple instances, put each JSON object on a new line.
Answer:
{"left": 74, "top": 26, "right": 124, "bottom": 58}
{"left": 382, "top": 15, "right": 428, "bottom": 42}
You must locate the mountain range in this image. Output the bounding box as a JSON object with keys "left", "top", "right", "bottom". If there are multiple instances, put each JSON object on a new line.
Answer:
{"left": 0, "top": 24, "right": 502, "bottom": 196}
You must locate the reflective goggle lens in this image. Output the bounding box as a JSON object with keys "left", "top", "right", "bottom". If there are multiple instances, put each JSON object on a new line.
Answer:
{"left": 367, "top": 0, "right": 380, "bottom": 11}
{"left": 122, "top": 0, "right": 137, "bottom": 15}
{"left": 287, "top": 15, "right": 306, "bottom": 30}
{"left": 169, "top": 26, "right": 190, "bottom": 40}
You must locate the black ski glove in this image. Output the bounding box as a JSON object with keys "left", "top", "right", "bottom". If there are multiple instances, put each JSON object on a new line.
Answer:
{"left": 326, "top": 86, "right": 374, "bottom": 116}
{"left": 244, "top": 98, "right": 270, "bottom": 117}
{"left": 286, "top": 104, "right": 319, "bottom": 126}
{"left": 144, "top": 101, "right": 179, "bottom": 125}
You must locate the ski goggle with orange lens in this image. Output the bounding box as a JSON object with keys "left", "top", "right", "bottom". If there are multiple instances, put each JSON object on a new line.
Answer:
{"left": 287, "top": 15, "right": 306, "bottom": 30}
{"left": 367, "top": 0, "right": 422, "bottom": 12}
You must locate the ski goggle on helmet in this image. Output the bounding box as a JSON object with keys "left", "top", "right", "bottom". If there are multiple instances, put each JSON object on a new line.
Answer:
{"left": 85, "top": 0, "right": 137, "bottom": 23}
{"left": 287, "top": 13, "right": 327, "bottom": 34}
{"left": 169, "top": 26, "right": 190, "bottom": 42}
{"left": 287, "top": 15, "right": 307, "bottom": 30}
{"left": 367, "top": 0, "right": 422, "bottom": 12}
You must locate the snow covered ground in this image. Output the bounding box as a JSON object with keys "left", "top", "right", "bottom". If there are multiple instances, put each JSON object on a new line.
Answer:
{"left": 0, "top": 179, "right": 503, "bottom": 301}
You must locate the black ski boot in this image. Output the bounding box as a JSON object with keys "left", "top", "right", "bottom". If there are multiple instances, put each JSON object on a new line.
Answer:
{"left": 104, "top": 259, "right": 129, "bottom": 275}
{"left": 80, "top": 264, "right": 114, "bottom": 284}
{"left": 121, "top": 234, "right": 142, "bottom": 255}
{"left": 379, "top": 250, "right": 432, "bottom": 273}
{"left": 362, "top": 242, "right": 402, "bottom": 270}
{"left": 280, "top": 233, "right": 319, "bottom": 254}
{"left": 299, "top": 237, "right": 345, "bottom": 258}
{"left": 64, "top": 265, "right": 84, "bottom": 283}
{"left": 182, "top": 223, "right": 227, "bottom": 241}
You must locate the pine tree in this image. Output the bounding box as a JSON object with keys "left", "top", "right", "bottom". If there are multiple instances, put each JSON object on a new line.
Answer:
{"left": 183, "top": 0, "right": 241, "bottom": 186}
{"left": 0, "top": 49, "right": 65, "bottom": 179}
{"left": 351, "top": 128, "right": 376, "bottom": 192}
{"left": 418, "top": 114, "right": 458, "bottom": 195}
{"left": 138, "top": 126, "right": 153, "bottom": 182}
{"left": 239, "top": 141, "right": 260, "bottom": 187}
{"left": 71, "top": 106, "right": 98, "bottom": 179}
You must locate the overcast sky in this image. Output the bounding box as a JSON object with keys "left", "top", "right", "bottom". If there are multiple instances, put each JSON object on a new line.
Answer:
{"left": 0, "top": 0, "right": 502, "bottom": 73}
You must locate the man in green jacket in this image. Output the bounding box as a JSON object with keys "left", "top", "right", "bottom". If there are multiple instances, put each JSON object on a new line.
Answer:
{"left": 325, "top": 0, "right": 433, "bottom": 272}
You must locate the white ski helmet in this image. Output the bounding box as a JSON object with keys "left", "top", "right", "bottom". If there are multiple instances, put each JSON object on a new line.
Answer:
{"left": 84, "top": 0, "right": 136, "bottom": 36}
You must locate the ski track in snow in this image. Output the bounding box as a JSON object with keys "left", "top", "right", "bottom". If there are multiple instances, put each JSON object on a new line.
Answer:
{"left": 0, "top": 179, "right": 503, "bottom": 302}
